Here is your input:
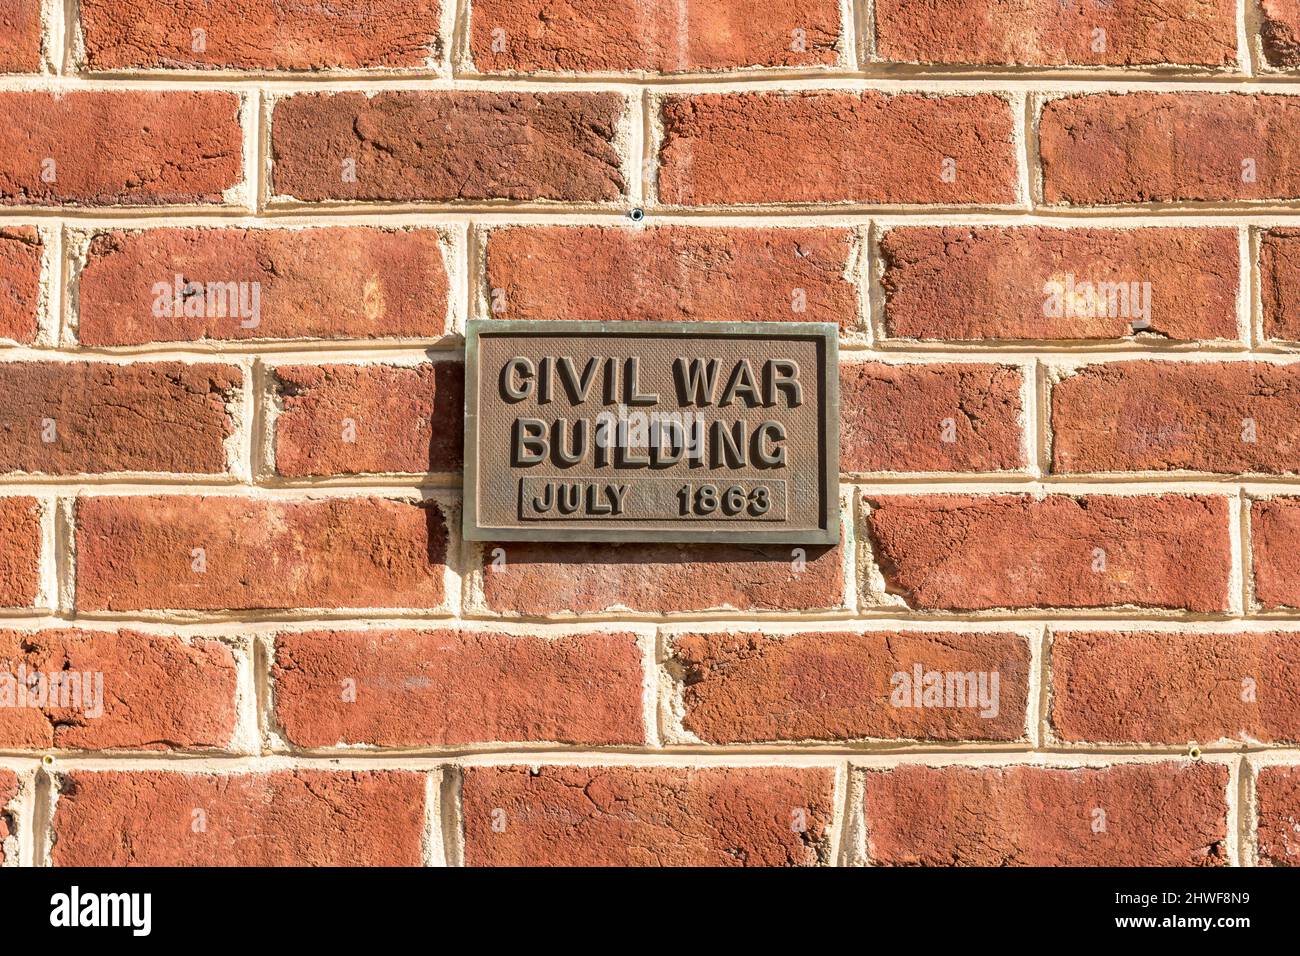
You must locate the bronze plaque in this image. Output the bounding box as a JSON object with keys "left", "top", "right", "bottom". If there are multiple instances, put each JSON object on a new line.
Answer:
{"left": 463, "top": 320, "right": 838, "bottom": 544}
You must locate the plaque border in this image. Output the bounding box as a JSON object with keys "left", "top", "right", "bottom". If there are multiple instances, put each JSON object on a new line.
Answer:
{"left": 463, "top": 319, "right": 840, "bottom": 545}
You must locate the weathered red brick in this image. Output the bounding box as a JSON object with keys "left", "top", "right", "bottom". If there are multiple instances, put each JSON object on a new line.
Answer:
{"left": 0, "top": 769, "right": 16, "bottom": 865}
{"left": 879, "top": 226, "right": 1239, "bottom": 342}
{"left": 1256, "top": 766, "right": 1300, "bottom": 865}
{"left": 272, "top": 92, "right": 627, "bottom": 204}
{"left": 0, "top": 629, "right": 237, "bottom": 751}
{"left": 0, "top": 227, "right": 42, "bottom": 344}
{"left": 1040, "top": 92, "right": 1300, "bottom": 205}
{"left": 841, "top": 362, "right": 1026, "bottom": 474}
{"left": 75, "top": 495, "right": 447, "bottom": 613}
{"left": 0, "top": 91, "right": 243, "bottom": 206}
{"left": 866, "top": 762, "right": 1229, "bottom": 866}
{"left": 658, "top": 91, "right": 1018, "bottom": 206}
{"left": 272, "top": 362, "right": 463, "bottom": 477}
{"left": 1262, "top": 229, "right": 1300, "bottom": 341}
{"left": 79, "top": 0, "right": 442, "bottom": 71}
{"left": 1052, "top": 630, "right": 1300, "bottom": 744}
{"left": 470, "top": 0, "right": 841, "bottom": 73}
{"left": 462, "top": 765, "right": 835, "bottom": 866}
{"left": 1261, "top": 0, "right": 1300, "bottom": 67}
{"left": 1250, "top": 497, "right": 1300, "bottom": 609}
{"left": 475, "top": 535, "right": 845, "bottom": 615}
{"left": 273, "top": 628, "right": 644, "bottom": 748}
{"left": 864, "top": 493, "right": 1232, "bottom": 612}
{"left": 0, "top": 497, "right": 40, "bottom": 609}
{"left": 1051, "top": 361, "right": 1300, "bottom": 474}
{"left": 875, "top": 0, "right": 1237, "bottom": 67}
{"left": 484, "top": 225, "right": 859, "bottom": 331}
{"left": 670, "top": 629, "right": 1029, "bottom": 743}
{"left": 0, "top": 0, "right": 42, "bottom": 72}
{"left": 51, "top": 769, "right": 425, "bottom": 866}
{"left": 0, "top": 361, "right": 240, "bottom": 475}
{"left": 76, "top": 226, "right": 448, "bottom": 346}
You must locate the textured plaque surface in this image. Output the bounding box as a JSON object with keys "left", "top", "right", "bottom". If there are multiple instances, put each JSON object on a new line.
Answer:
{"left": 464, "top": 320, "right": 838, "bottom": 543}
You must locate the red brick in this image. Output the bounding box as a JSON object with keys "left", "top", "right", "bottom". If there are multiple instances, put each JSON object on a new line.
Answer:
{"left": 273, "top": 628, "right": 644, "bottom": 748}
{"left": 462, "top": 765, "right": 835, "bottom": 866}
{"left": 658, "top": 91, "right": 1018, "bottom": 206}
{"left": 51, "top": 769, "right": 424, "bottom": 866}
{"left": 0, "top": 497, "right": 41, "bottom": 609}
{"left": 272, "top": 92, "right": 627, "bottom": 204}
{"left": 1052, "top": 361, "right": 1300, "bottom": 475}
{"left": 0, "top": 361, "right": 240, "bottom": 475}
{"left": 1250, "top": 497, "right": 1300, "bottom": 610}
{"left": 866, "top": 762, "right": 1229, "bottom": 866}
{"left": 0, "top": 769, "right": 16, "bottom": 864}
{"left": 1261, "top": 0, "right": 1300, "bottom": 68}
{"left": 79, "top": 0, "right": 442, "bottom": 72}
{"left": 670, "top": 629, "right": 1029, "bottom": 743}
{"left": 272, "top": 362, "right": 463, "bottom": 478}
{"left": 864, "top": 493, "right": 1231, "bottom": 612}
{"left": 1040, "top": 92, "right": 1300, "bottom": 205}
{"left": 841, "top": 362, "right": 1026, "bottom": 474}
{"left": 1256, "top": 766, "right": 1300, "bottom": 865}
{"left": 0, "top": 91, "right": 242, "bottom": 207}
{"left": 1052, "top": 630, "right": 1300, "bottom": 744}
{"left": 470, "top": 0, "right": 841, "bottom": 73}
{"left": 484, "top": 225, "right": 859, "bottom": 331}
{"left": 1262, "top": 229, "right": 1300, "bottom": 341}
{"left": 0, "top": 629, "right": 237, "bottom": 751}
{"left": 475, "top": 535, "right": 845, "bottom": 615}
{"left": 75, "top": 495, "right": 447, "bottom": 613}
{"left": 0, "top": 0, "right": 41, "bottom": 72}
{"left": 879, "top": 226, "right": 1239, "bottom": 342}
{"left": 76, "top": 226, "right": 448, "bottom": 346}
{"left": 0, "top": 227, "right": 42, "bottom": 344}
{"left": 876, "top": 0, "right": 1236, "bottom": 67}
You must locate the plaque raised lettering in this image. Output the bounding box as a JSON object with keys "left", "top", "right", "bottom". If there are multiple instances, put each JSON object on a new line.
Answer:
{"left": 463, "top": 320, "right": 838, "bottom": 544}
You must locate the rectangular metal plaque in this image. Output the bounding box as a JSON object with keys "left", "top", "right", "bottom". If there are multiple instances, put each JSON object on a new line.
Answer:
{"left": 463, "top": 320, "right": 838, "bottom": 544}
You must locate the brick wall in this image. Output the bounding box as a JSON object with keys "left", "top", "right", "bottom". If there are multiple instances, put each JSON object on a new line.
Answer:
{"left": 0, "top": 0, "right": 1298, "bottom": 867}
